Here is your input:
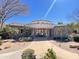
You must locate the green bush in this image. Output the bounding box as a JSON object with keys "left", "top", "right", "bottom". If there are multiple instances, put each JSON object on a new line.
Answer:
{"left": 22, "top": 49, "right": 36, "bottom": 59}
{"left": 68, "top": 35, "right": 74, "bottom": 41}
{"left": 68, "top": 34, "right": 79, "bottom": 42}
{"left": 43, "top": 48, "right": 57, "bottom": 59}
{"left": 74, "top": 34, "right": 79, "bottom": 42}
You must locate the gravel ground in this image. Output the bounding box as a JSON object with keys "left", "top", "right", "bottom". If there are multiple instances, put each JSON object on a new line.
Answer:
{"left": 0, "top": 42, "right": 31, "bottom": 54}
{"left": 22, "top": 41, "right": 79, "bottom": 59}
{"left": 51, "top": 40, "right": 79, "bottom": 54}
{"left": 0, "top": 40, "right": 79, "bottom": 59}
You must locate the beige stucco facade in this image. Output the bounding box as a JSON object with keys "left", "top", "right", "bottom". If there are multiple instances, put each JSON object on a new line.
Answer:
{"left": 6, "top": 20, "right": 72, "bottom": 38}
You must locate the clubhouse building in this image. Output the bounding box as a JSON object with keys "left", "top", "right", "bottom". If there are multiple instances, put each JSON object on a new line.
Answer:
{"left": 7, "top": 20, "right": 72, "bottom": 38}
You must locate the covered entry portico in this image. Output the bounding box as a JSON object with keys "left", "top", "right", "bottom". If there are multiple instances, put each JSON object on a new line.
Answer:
{"left": 32, "top": 28, "right": 51, "bottom": 37}
{"left": 30, "top": 20, "right": 53, "bottom": 38}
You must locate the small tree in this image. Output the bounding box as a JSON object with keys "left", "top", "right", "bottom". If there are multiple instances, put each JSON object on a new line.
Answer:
{"left": 22, "top": 49, "right": 36, "bottom": 59}
{"left": 43, "top": 48, "right": 57, "bottom": 59}
{"left": 0, "top": 0, "right": 27, "bottom": 29}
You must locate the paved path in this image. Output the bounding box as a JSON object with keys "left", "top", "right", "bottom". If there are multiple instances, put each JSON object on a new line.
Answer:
{"left": 0, "top": 41, "right": 79, "bottom": 59}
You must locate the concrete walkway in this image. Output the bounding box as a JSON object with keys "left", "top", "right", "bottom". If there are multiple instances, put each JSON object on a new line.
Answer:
{"left": 0, "top": 41, "right": 79, "bottom": 59}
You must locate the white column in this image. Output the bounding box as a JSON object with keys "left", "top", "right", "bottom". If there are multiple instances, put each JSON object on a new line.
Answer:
{"left": 45, "top": 29, "right": 47, "bottom": 37}
{"left": 31, "top": 29, "right": 34, "bottom": 36}
{"left": 46, "top": 29, "right": 49, "bottom": 38}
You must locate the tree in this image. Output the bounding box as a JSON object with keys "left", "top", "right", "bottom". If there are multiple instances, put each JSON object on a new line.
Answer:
{"left": 0, "top": 0, "right": 27, "bottom": 29}
{"left": 67, "top": 23, "right": 79, "bottom": 30}
{"left": 72, "top": 10, "right": 79, "bottom": 22}
{"left": 68, "top": 9, "right": 79, "bottom": 22}
{"left": 43, "top": 49, "right": 57, "bottom": 59}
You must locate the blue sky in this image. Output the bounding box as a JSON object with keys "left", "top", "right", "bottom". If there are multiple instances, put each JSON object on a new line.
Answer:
{"left": 6, "top": 0, "right": 79, "bottom": 24}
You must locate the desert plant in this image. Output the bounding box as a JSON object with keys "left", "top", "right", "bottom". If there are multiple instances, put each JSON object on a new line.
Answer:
{"left": 0, "top": 35, "right": 2, "bottom": 45}
{"left": 22, "top": 49, "right": 36, "bottom": 59}
{"left": 0, "top": 36, "right": 1, "bottom": 40}
{"left": 19, "top": 37, "right": 33, "bottom": 42}
{"left": 0, "top": 40, "right": 2, "bottom": 45}
{"left": 68, "top": 34, "right": 74, "bottom": 41}
{"left": 74, "top": 34, "right": 79, "bottom": 42}
{"left": 43, "top": 48, "right": 57, "bottom": 59}
{"left": 19, "top": 37, "right": 28, "bottom": 42}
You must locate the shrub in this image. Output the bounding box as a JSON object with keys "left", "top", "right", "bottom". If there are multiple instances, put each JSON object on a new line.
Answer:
{"left": 19, "top": 37, "right": 33, "bottom": 42}
{"left": 19, "top": 37, "right": 28, "bottom": 42}
{"left": 43, "top": 48, "right": 57, "bottom": 59}
{"left": 22, "top": 49, "right": 36, "bottom": 59}
{"left": 74, "top": 34, "right": 79, "bottom": 42}
{"left": 0, "top": 36, "right": 2, "bottom": 40}
{"left": 0, "top": 40, "right": 2, "bottom": 45}
{"left": 0, "top": 32, "right": 2, "bottom": 45}
{"left": 68, "top": 34, "right": 74, "bottom": 41}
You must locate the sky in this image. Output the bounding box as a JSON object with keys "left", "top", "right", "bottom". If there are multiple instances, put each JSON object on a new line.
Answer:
{"left": 6, "top": 0, "right": 79, "bottom": 24}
